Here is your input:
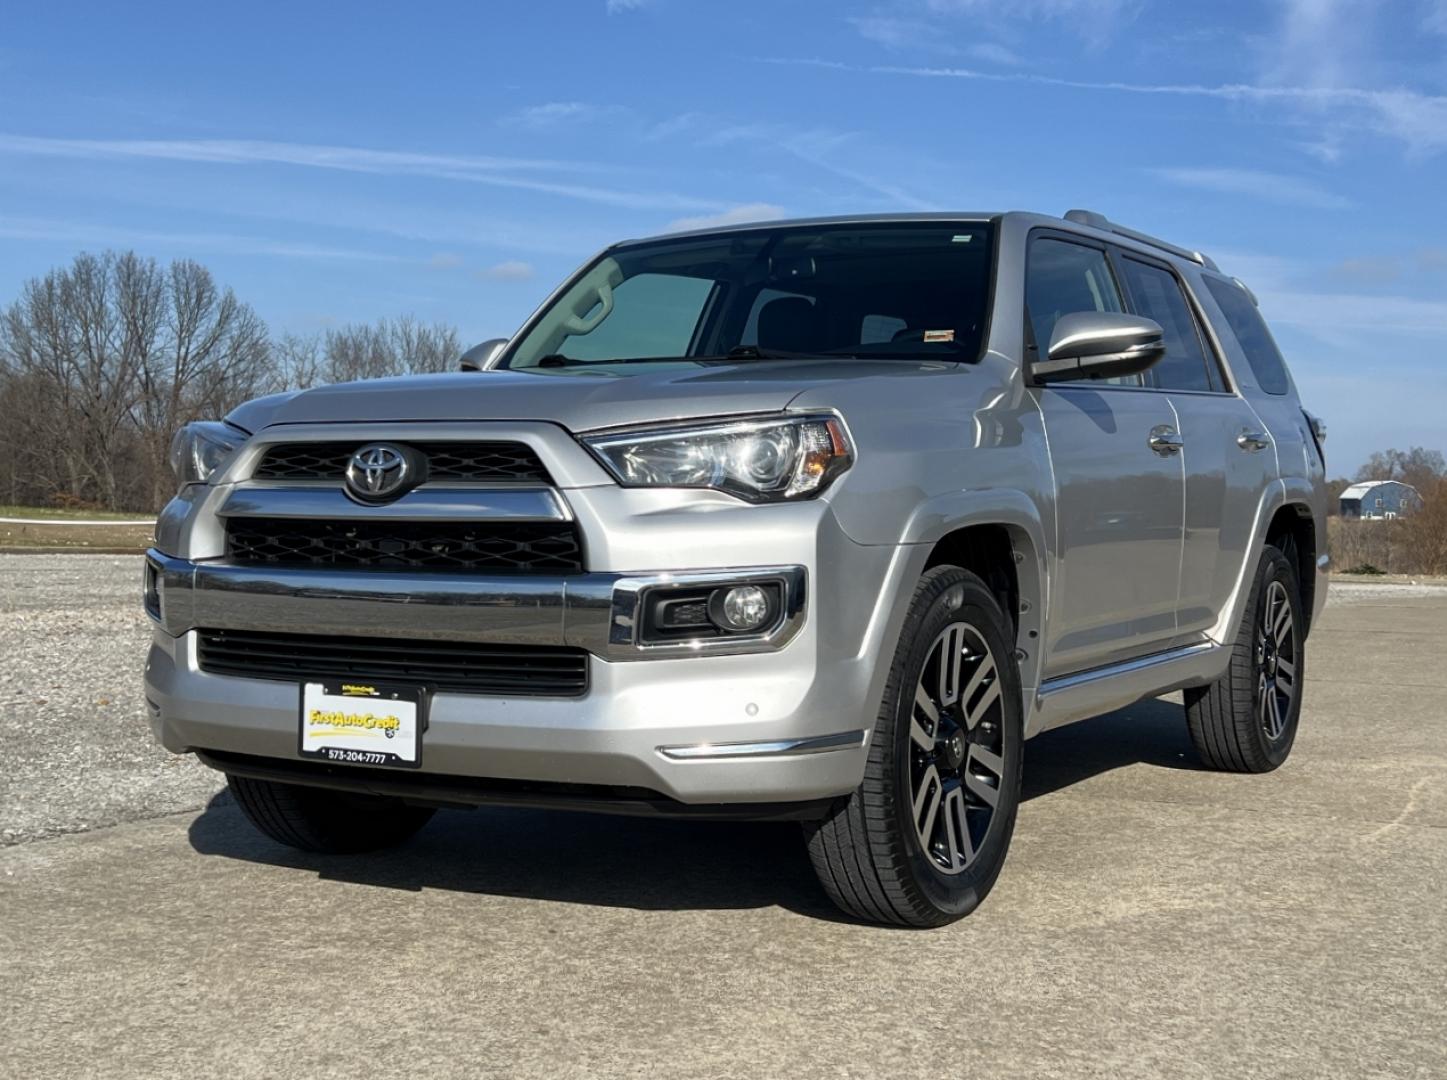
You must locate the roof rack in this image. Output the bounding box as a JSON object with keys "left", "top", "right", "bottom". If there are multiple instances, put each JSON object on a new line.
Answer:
{"left": 1063, "top": 209, "right": 1220, "bottom": 272}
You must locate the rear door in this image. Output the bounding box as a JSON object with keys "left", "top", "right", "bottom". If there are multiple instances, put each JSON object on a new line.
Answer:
{"left": 1027, "top": 233, "right": 1185, "bottom": 678}
{"left": 1114, "top": 253, "right": 1274, "bottom": 641}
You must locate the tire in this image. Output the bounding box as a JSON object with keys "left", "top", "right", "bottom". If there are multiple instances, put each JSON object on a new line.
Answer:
{"left": 1184, "top": 544, "right": 1305, "bottom": 773}
{"left": 226, "top": 774, "right": 436, "bottom": 854}
{"left": 804, "top": 566, "right": 1024, "bottom": 927}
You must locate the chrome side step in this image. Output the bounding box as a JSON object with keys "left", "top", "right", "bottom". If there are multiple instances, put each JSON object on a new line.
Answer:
{"left": 1028, "top": 641, "right": 1223, "bottom": 736}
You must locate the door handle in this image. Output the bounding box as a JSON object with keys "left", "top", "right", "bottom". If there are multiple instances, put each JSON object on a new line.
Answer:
{"left": 1237, "top": 430, "right": 1271, "bottom": 452}
{"left": 1149, "top": 426, "right": 1183, "bottom": 455}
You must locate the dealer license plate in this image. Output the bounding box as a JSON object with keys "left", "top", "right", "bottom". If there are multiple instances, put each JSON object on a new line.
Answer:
{"left": 299, "top": 680, "right": 424, "bottom": 769}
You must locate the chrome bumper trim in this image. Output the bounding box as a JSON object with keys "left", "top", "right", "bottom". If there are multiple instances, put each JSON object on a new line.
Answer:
{"left": 657, "top": 729, "right": 866, "bottom": 760}
{"left": 146, "top": 550, "right": 806, "bottom": 661}
{"left": 218, "top": 484, "right": 571, "bottom": 522}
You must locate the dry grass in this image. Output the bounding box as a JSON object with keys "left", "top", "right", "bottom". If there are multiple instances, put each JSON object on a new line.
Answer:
{"left": 0, "top": 520, "right": 153, "bottom": 553}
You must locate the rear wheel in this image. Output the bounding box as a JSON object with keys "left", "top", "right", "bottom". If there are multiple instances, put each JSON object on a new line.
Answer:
{"left": 804, "top": 566, "right": 1024, "bottom": 927}
{"left": 1184, "top": 544, "right": 1304, "bottom": 772}
{"left": 227, "top": 774, "right": 435, "bottom": 853}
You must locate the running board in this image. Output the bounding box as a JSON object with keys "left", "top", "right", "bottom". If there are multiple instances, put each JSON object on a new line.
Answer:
{"left": 1027, "top": 641, "right": 1224, "bottom": 736}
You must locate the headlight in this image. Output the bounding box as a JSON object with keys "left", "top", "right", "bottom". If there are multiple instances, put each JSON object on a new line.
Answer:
{"left": 168, "top": 421, "right": 246, "bottom": 487}
{"left": 582, "top": 413, "right": 853, "bottom": 503}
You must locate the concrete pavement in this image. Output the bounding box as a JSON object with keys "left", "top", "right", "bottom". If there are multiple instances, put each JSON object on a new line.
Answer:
{"left": 3, "top": 581, "right": 1445, "bottom": 1079}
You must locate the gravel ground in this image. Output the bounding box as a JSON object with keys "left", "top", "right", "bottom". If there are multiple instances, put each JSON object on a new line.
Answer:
{"left": 0, "top": 555, "right": 221, "bottom": 845}
{"left": 0, "top": 555, "right": 1432, "bottom": 849}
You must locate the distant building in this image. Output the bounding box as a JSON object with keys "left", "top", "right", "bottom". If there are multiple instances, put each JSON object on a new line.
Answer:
{"left": 1339, "top": 480, "right": 1423, "bottom": 520}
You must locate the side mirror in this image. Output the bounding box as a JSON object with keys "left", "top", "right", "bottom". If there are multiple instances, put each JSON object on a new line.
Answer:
{"left": 1035, "top": 313, "right": 1165, "bottom": 383}
{"left": 460, "top": 338, "right": 509, "bottom": 371}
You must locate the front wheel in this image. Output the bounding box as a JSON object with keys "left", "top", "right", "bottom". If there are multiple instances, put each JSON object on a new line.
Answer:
{"left": 805, "top": 566, "right": 1024, "bottom": 927}
{"left": 1184, "top": 544, "right": 1305, "bottom": 772}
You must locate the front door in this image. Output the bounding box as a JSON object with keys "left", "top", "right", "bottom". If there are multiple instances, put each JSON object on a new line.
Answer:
{"left": 1026, "top": 234, "right": 1185, "bottom": 679}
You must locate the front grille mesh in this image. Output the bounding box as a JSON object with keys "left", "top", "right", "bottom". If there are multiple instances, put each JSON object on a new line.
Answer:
{"left": 225, "top": 518, "right": 583, "bottom": 572}
{"left": 253, "top": 441, "right": 553, "bottom": 484}
{"left": 197, "top": 628, "right": 588, "bottom": 697}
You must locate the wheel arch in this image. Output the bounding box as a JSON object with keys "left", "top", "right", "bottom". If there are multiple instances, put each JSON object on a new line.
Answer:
{"left": 897, "top": 490, "right": 1048, "bottom": 700}
{"left": 1265, "top": 501, "right": 1318, "bottom": 635}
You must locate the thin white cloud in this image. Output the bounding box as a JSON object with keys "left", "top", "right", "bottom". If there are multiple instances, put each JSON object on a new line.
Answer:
{"left": 1211, "top": 248, "right": 1447, "bottom": 339}
{"left": 967, "top": 42, "right": 1023, "bottom": 66}
{"left": 664, "top": 203, "right": 787, "bottom": 233}
{"left": 755, "top": 59, "right": 1447, "bottom": 155}
{"left": 0, "top": 133, "right": 576, "bottom": 174}
{"left": 0, "top": 214, "right": 403, "bottom": 261}
{"left": 922, "top": 0, "right": 1142, "bottom": 45}
{"left": 690, "top": 120, "right": 938, "bottom": 210}
{"left": 500, "top": 102, "right": 628, "bottom": 129}
{"left": 848, "top": 15, "right": 1022, "bottom": 62}
{"left": 1428, "top": 0, "right": 1447, "bottom": 34}
{"left": 475, "top": 260, "right": 535, "bottom": 281}
{"left": 1150, "top": 167, "right": 1352, "bottom": 210}
{"left": 606, "top": 0, "right": 648, "bottom": 12}
{"left": 0, "top": 133, "right": 727, "bottom": 212}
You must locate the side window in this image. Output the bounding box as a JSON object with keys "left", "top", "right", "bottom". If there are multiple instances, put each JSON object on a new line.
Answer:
{"left": 1203, "top": 277, "right": 1292, "bottom": 395}
{"left": 1118, "top": 258, "right": 1219, "bottom": 392}
{"left": 1026, "top": 237, "right": 1124, "bottom": 355}
{"left": 562, "top": 273, "right": 714, "bottom": 361}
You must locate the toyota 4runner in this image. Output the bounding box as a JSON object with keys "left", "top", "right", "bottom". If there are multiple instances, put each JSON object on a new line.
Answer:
{"left": 146, "top": 210, "right": 1328, "bottom": 926}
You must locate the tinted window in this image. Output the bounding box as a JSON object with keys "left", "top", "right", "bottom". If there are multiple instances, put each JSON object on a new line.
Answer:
{"left": 561, "top": 273, "right": 713, "bottom": 361}
{"left": 503, "top": 222, "right": 995, "bottom": 369}
{"left": 740, "top": 288, "right": 812, "bottom": 346}
{"left": 1119, "top": 258, "right": 1217, "bottom": 392}
{"left": 1026, "top": 238, "right": 1124, "bottom": 355}
{"left": 1204, "top": 276, "right": 1292, "bottom": 395}
{"left": 861, "top": 313, "right": 908, "bottom": 344}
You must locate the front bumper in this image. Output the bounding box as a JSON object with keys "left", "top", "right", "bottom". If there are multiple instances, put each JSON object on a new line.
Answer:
{"left": 144, "top": 543, "right": 915, "bottom": 808}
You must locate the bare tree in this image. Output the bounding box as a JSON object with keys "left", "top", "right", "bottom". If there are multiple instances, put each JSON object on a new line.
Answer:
{"left": 0, "top": 251, "right": 270, "bottom": 510}
{"left": 0, "top": 251, "right": 465, "bottom": 511}
{"left": 1354, "top": 447, "right": 1447, "bottom": 494}
{"left": 320, "top": 316, "right": 462, "bottom": 384}
{"left": 131, "top": 259, "right": 270, "bottom": 506}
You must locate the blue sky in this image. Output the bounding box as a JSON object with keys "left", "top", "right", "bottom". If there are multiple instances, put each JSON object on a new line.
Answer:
{"left": 1, "top": 0, "right": 1444, "bottom": 476}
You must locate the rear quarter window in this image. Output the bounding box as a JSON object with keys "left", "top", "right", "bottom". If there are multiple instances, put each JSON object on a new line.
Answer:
{"left": 1203, "top": 276, "right": 1292, "bottom": 395}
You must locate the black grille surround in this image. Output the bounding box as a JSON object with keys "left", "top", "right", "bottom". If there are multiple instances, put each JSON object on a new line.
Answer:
{"left": 197, "top": 628, "right": 589, "bottom": 697}
{"left": 253, "top": 441, "right": 554, "bottom": 484}
{"left": 225, "top": 517, "right": 583, "bottom": 572}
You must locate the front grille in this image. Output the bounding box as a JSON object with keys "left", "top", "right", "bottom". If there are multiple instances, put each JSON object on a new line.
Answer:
{"left": 253, "top": 441, "right": 553, "bottom": 484}
{"left": 197, "top": 628, "right": 588, "bottom": 697}
{"left": 226, "top": 518, "right": 583, "bottom": 572}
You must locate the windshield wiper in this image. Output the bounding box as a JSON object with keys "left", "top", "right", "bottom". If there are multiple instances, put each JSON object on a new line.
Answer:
{"left": 531, "top": 348, "right": 839, "bottom": 368}
{"left": 720, "top": 345, "right": 820, "bottom": 361}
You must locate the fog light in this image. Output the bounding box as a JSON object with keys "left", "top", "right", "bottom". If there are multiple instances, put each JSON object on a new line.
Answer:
{"left": 711, "top": 585, "right": 771, "bottom": 632}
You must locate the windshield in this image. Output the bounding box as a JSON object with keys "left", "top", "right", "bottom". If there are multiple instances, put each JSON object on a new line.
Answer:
{"left": 500, "top": 221, "right": 995, "bottom": 371}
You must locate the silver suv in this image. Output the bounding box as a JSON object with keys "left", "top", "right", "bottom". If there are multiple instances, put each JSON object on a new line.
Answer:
{"left": 146, "top": 210, "right": 1328, "bottom": 926}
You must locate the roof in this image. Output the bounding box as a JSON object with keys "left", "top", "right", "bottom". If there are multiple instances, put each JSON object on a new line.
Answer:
{"left": 1341, "top": 480, "right": 1419, "bottom": 499}
{"left": 624, "top": 209, "right": 1222, "bottom": 278}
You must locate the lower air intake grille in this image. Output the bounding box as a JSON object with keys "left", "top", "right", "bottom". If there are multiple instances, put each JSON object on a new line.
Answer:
{"left": 225, "top": 518, "right": 583, "bottom": 572}
{"left": 196, "top": 628, "right": 589, "bottom": 697}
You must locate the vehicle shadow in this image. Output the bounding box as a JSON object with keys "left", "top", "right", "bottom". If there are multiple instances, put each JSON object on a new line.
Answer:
{"left": 188, "top": 696, "right": 1201, "bottom": 920}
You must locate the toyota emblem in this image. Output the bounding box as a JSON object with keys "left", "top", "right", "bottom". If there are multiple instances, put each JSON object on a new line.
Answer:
{"left": 345, "top": 443, "right": 411, "bottom": 502}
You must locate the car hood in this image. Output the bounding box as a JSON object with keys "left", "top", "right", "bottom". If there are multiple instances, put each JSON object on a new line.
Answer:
{"left": 228, "top": 360, "right": 958, "bottom": 433}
